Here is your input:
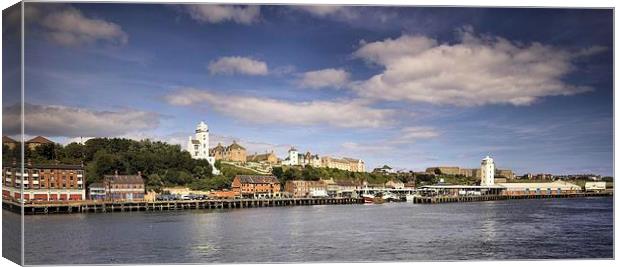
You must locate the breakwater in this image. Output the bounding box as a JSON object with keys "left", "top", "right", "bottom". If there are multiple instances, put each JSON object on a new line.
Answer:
{"left": 412, "top": 191, "right": 612, "bottom": 204}
{"left": 3, "top": 197, "right": 364, "bottom": 215}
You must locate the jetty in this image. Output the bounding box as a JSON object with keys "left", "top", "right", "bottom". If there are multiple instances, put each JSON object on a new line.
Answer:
{"left": 3, "top": 197, "right": 364, "bottom": 215}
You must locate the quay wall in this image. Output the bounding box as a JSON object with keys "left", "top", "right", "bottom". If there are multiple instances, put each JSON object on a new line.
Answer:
{"left": 412, "top": 191, "right": 613, "bottom": 204}
{"left": 2, "top": 197, "right": 364, "bottom": 215}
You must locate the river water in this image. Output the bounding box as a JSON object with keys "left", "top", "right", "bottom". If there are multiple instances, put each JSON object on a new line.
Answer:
{"left": 7, "top": 197, "right": 614, "bottom": 264}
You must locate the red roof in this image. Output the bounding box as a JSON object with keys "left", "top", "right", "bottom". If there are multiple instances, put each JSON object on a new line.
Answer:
{"left": 2, "top": 136, "right": 17, "bottom": 143}
{"left": 26, "top": 136, "right": 53, "bottom": 144}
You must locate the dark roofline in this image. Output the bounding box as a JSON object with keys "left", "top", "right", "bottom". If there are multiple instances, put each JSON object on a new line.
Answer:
{"left": 6, "top": 163, "right": 83, "bottom": 170}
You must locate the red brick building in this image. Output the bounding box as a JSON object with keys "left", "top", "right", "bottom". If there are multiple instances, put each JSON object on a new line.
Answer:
{"left": 104, "top": 172, "right": 145, "bottom": 201}
{"left": 231, "top": 175, "right": 281, "bottom": 198}
{"left": 2, "top": 163, "right": 85, "bottom": 201}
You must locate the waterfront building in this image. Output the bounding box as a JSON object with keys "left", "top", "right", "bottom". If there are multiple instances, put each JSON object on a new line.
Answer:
{"left": 209, "top": 190, "right": 240, "bottom": 199}
{"left": 246, "top": 151, "right": 279, "bottom": 165}
{"left": 480, "top": 156, "right": 495, "bottom": 186}
{"left": 231, "top": 175, "right": 281, "bottom": 198}
{"left": 385, "top": 179, "right": 405, "bottom": 189}
{"left": 186, "top": 121, "right": 220, "bottom": 175}
{"left": 403, "top": 182, "right": 416, "bottom": 189}
{"left": 497, "top": 181, "right": 581, "bottom": 195}
{"left": 419, "top": 184, "right": 506, "bottom": 197}
{"left": 284, "top": 180, "right": 328, "bottom": 198}
{"left": 2, "top": 163, "right": 85, "bottom": 201}
{"left": 323, "top": 179, "right": 360, "bottom": 197}
{"left": 103, "top": 172, "right": 145, "bottom": 201}
{"left": 2, "top": 136, "right": 18, "bottom": 149}
{"left": 88, "top": 183, "right": 106, "bottom": 200}
{"left": 585, "top": 182, "right": 606, "bottom": 192}
{"left": 25, "top": 136, "right": 53, "bottom": 150}
{"left": 210, "top": 141, "right": 247, "bottom": 163}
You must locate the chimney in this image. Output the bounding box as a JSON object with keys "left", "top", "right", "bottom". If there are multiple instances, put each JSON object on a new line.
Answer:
{"left": 27, "top": 158, "right": 32, "bottom": 166}
{"left": 138, "top": 171, "right": 142, "bottom": 177}
{"left": 114, "top": 170, "right": 118, "bottom": 177}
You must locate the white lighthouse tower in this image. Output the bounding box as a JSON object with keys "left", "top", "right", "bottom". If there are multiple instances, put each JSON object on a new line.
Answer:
{"left": 187, "top": 121, "right": 220, "bottom": 175}
{"left": 480, "top": 155, "right": 495, "bottom": 186}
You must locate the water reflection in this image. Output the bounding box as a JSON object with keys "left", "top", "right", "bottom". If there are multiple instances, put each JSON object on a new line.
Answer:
{"left": 20, "top": 198, "right": 613, "bottom": 264}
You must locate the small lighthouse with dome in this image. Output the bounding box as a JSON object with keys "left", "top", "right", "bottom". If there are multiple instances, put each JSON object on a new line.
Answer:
{"left": 480, "top": 155, "right": 495, "bottom": 186}
{"left": 187, "top": 121, "right": 220, "bottom": 175}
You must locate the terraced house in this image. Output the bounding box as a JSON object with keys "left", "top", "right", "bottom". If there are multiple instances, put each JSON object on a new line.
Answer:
{"left": 232, "top": 175, "right": 281, "bottom": 198}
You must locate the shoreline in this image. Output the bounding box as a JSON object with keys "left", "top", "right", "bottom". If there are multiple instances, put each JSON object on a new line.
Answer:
{"left": 2, "top": 191, "right": 613, "bottom": 215}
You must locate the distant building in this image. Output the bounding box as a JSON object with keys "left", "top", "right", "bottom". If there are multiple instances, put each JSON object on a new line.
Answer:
{"left": 246, "top": 151, "right": 278, "bottom": 165}
{"left": 25, "top": 136, "right": 53, "bottom": 150}
{"left": 2, "top": 163, "right": 85, "bottom": 201}
{"left": 210, "top": 141, "right": 247, "bottom": 163}
{"left": 282, "top": 147, "right": 321, "bottom": 167}
{"left": 480, "top": 156, "right": 495, "bottom": 186}
{"left": 2, "top": 136, "right": 18, "bottom": 149}
{"left": 320, "top": 156, "right": 366, "bottom": 172}
{"left": 88, "top": 183, "right": 106, "bottom": 200}
{"left": 426, "top": 166, "right": 477, "bottom": 177}
{"left": 231, "top": 175, "right": 281, "bottom": 198}
{"left": 285, "top": 180, "right": 328, "bottom": 198}
{"left": 103, "top": 172, "right": 145, "bottom": 201}
{"left": 373, "top": 165, "right": 394, "bottom": 174}
{"left": 344, "top": 157, "right": 366, "bottom": 172}
{"left": 186, "top": 121, "right": 219, "bottom": 175}
{"left": 496, "top": 169, "right": 515, "bottom": 180}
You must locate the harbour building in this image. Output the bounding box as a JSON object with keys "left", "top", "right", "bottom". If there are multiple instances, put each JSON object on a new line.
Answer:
{"left": 2, "top": 163, "right": 86, "bottom": 201}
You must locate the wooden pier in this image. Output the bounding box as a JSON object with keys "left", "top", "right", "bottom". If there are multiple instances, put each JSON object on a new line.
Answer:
{"left": 2, "top": 197, "right": 364, "bottom": 215}
{"left": 412, "top": 191, "right": 613, "bottom": 204}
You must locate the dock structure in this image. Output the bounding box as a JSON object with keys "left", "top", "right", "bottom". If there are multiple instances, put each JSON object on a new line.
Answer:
{"left": 2, "top": 197, "right": 364, "bottom": 215}
{"left": 412, "top": 191, "right": 613, "bottom": 204}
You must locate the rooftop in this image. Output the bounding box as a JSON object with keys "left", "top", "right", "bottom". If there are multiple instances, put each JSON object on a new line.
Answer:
{"left": 26, "top": 136, "right": 53, "bottom": 144}
{"left": 235, "top": 175, "right": 280, "bottom": 184}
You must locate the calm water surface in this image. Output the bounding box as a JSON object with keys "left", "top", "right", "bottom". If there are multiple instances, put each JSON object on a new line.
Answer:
{"left": 13, "top": 197, "right": 614, "bottom": 264}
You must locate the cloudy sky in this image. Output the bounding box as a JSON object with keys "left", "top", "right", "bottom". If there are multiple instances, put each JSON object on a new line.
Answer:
{"left": 2, "top": 4, "right": 613, "bottom": 175}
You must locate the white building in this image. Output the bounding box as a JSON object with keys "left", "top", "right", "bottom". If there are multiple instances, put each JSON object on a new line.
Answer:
{"left": 480, "top": 155, "right": 495, "bottom": 186}
{"left": 282, "top": 147, "right": 321, "bottom": 167}
{"left": 282, "top": 147, "right": 300, "bottom": 166}
{"left": 187, "top": 121, "right": 220, "bottom": 175}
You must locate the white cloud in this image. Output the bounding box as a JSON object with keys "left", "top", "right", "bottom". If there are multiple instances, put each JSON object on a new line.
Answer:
{"left": 41, "top": 7, "right": 128, "bottom": 46}
{"left": 208, "top": 56, "right": 268, "bottom": 76}
{"left": 164, "top": 88, "right": 394, "bottom": 128}
{"left": 3, "top": 103, "right": 159, "bottom": 138}
{"left": 396, "top": 127, "right": 440, "bottom": 143}
{"left": 292, "top": 5, "right": 360, "bottom": 21}
{"left": 352, "top": 27, "right": 604, "bottom": 106}
{"left": 298, "top": 68, "right": 350, "bottom": 89}
{"left": 185, "top": 5, "right": 260, "bottom": 25}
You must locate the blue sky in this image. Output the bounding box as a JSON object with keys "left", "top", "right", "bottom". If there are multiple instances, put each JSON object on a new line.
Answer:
{"left": 4, "top": 4, "right": 613, "bottom": 175}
